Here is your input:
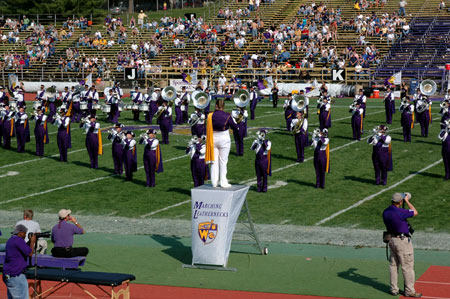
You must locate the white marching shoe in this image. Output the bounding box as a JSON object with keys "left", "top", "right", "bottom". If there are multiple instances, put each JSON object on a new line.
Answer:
{"left": 220, "top": 182, "right": 232, "bottom": 188}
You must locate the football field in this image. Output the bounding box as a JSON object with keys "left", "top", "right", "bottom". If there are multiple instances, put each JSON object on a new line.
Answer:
{"left": 0, "top": 97, "right": 448, "bottom": 233}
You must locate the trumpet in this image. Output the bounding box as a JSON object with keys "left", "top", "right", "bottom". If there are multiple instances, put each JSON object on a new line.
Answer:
{"left": 250, "top": 138, "right": 262, "bottom": 151}
{"left": 139, "top": 133, "right": 149, "bottom": 144}
{"left": 155, "top": 106, "right": 166, "bottom": 118}
{"left": 317, "top": 98, "right": 323, "bottom": 109}
{"left": 188, "top": 113, "right": 200, "bottom": 126}
{"left": 349, "top": 103, "right": 357, "bottom": 113}
{"left": 30, "top": 111, "right": 39, "bottom": 121}
{"left": 312, "top": 128, "right": 321, "bottom": 139}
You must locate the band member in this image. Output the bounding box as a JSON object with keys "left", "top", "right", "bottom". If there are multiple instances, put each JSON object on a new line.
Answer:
{"left": 145, "top": 88, "right": 160, "bottom": 124}
{"left": 186, "top": 136, "right": 208, "bottom": 187}
{"left": 203, "top": 87, "right": 212, "bottom": 115}
{"left": 205, "top": 99, "right": 238, "bottom": 188}
{"left": 350, "top": 102, "right": 364, "bottom": 141}
{"left": 45, "top": 86, "right": 58, "bottom": 120}
{"left": 400, "top": 97, "right": 414, "bottom": 142}
{"left": 80, "top": 85, "right": 90, "bottom": 117}
{"left": 441, "top": 100, "right": 450, "bottom": 129}
{"left": 35, "top": 85, "right": 46, "bottom": 102}
{"left": 384, "top": 87, "right": 395, "bottom": 124}
{"left": 318, "top": 91, "right": 331, "bottom": 130}
{"left": 412, "top": 88, "right": 422, "bottom": 123}
{"left": 0, "top": 86, "right": 8, "bottom": 105}
{"left": 71, "top": 86, "right": 82, "bottom": 123}
{"left": 33, "top": 107, "right": 49, "bottom": 156}
{"left": 112, "top": 82, "right": 123, "bottom": 99}
{"left": 106, "top": 89, "right": 120, "bottom": 123}
{"left": 292, "top": 110, "right": 308, "bottom": 162}
{"left": 14, "top": 87, "right": 25, "bottom": 108}
{"left": 108, "top": 123, "right": 125, "bottom": 175}
{"left": 14, "top": 105, "right": 30, "bottom": 153}
{"left": 231, "top": 104, "right": 248, "bottom": 156}
{"left": 271, "top": 85, "right": 279, "bottom": 108}
{"left": 122, "top": 131, "right": 137, "bottom": 181}
{"left": 132, "top": 87, "right": 143, "bottom": 121}
{"left": 354, "top": 89, "right": 367, "bottom": 117}
{"left": 155, "top": 100, "right": 173, "bottom": 144}
{"left": 249, "top": 86, "right": 258, "bottom": 120}
{"left": 81, "top": 115, "right": 102, "bottom": 168}
{"left": 189, "top": 107, "right": 206, "bottom": 138}
{"left": 299, "top": 90, "right": 310, "bottom": 118}
{"left": 415, "top": 94, "right": 432, "bottom": 137}
{"left": 320, "top": 82, "right": 328, "bottom": 96}
{"left": 85, "top": 85, "right": 99, "bottom": 117}
{"left": 283, "top": 93, "right": 294, "bottom": 131}
{"left": 174, "top": 92, "right": 184, "bottom": 125}
{"left": 54, "top": 109, "right": 71, "bottom": 162}
{"left": 1, "top": 104, "right": 15, "bottom": 149}
{"left": 140, "top": 129, "right": 163, "bottom": 187}
{"left": 311, "top": 128, "right": 330, "bottom": 189}
{"left": 61, "top": 86, "right": 73, "bottom": 117}
{"left": 368, "top": 125, "right": 392, "bottom": 185}
{"left": 180, "top": 86, "right": 191, "bottom": 123}
{"left": 438, "top": 120, "right": 450, "bottom": 180}
{"left": 251, "top": 129, "right": 272, "bottom": 192}
{"left": 0, "top": 104, "right": 3, "bottom": 145}
{"left": 445, "top": 89, "right": 450, "bottom": 101}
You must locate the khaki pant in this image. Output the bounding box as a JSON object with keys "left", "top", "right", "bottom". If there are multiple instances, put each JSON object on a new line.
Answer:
{"left": 389, "top": 237, "right": 417, "bottom": 295}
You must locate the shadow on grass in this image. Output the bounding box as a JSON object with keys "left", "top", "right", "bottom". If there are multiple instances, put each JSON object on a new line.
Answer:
{"left": 271, "top": 153, "right": 297, "bottom": 162}
{"left": 71, "top": 160, "right": 113, "bottom": 173}
{"left": 173, "top": 145, "right": 188, "bottom": 151}
{"left": 167, "top": 187, "right": 190, "bottom": 196}
{"left": 415, "top": 139, "right": 441, "bottom": 146}
{"left": 273, "top": 130, "right": 292, "bottom": 136}
{"left": 333, "top": 135, "right": 354, "bottom": 141}
{"left": 344, "top": 175, "right": 374, "bottom": 184}
{"left": 413, "top": 171, "right": 443, "bottom": 179}
{"left": 151, "top": 235, "right": 191, "bottom": 264}
{"left": 337, "top": 267, "right": 390, "bottom": 294}
{"left": 286, "top": 179, "right": 316, "bottom": 188}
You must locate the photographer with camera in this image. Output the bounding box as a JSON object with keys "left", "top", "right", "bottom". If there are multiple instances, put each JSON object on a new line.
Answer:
{"left": 16, "top": 209, "right": 48, "bottom": 254}
{"left": 51, "top": 209, "right": 89, "bottom": 258}
{"left": 382, "top": 192, "right": 421, "bottom": 297}
{"left": 2, "top": 224, "right": 36, "bottom": 299}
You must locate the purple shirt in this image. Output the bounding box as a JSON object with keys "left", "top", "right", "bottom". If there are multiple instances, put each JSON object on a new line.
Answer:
{"left": 3, "top": 235, "right": 31, "bottom": 276}
{"left": 212, "top": 110, "right": 237, "bottom": 131}
{"left": 51, "top": 220, "right": 83, "bottom": 248}
{"left": 382, "top": 205, "right": 414, "bottom": 234}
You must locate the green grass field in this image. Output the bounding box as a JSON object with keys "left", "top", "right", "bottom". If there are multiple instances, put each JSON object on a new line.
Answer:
{"left": 0, "top": 97, "right": 448, "bottom": 233}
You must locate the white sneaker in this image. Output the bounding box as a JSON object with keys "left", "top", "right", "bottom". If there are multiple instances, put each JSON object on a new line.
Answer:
{"left": 212, "top": 184, "right": 218, "bottom": 188}
{"left": 220, "top": 182, "right": 232, "bottom": 188}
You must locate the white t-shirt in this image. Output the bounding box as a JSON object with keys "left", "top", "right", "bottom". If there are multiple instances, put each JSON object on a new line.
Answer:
{"left": 16, "top": 219, "right": 41, "bottom": 243}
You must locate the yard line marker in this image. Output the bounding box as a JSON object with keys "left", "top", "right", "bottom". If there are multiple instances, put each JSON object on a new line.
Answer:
{"left": 141, "top": 200, "right": 192, "bottom": 218}
{"left": 314, "top": 158, "right": 443, "bottom": 226}
{"left": 0, "top": 171, "right": 19, "bottom": 178}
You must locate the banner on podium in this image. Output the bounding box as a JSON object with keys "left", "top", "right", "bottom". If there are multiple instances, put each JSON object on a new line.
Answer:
{"left": 191, "top": 185, "right": 249, "bottom": 267}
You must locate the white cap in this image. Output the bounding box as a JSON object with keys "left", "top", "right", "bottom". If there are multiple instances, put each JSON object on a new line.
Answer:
{"left": 58, "top": 209, "right": 72, "bottom": 218}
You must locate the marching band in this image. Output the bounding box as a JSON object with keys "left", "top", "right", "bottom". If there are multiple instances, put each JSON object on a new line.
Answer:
{"left": 2, "top": 80, "right": 450, "bottom": 191}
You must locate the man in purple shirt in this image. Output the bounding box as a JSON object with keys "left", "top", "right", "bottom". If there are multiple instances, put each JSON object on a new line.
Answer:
{"left": 382, "top": 193, "right": 421, "bottom": 298}
{"left": 3, "top": 224, "right": 36, "bottom": 299}
{"left": 51, "top": 209, "right": 89, "bottom": 258}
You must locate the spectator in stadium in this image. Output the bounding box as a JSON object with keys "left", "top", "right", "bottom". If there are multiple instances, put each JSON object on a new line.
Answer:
{"left": 51, "top": 209, "right": 88, "bottom": 257}
{"left": 2, "top": 224, "right": 36, "bottom": 299}
{"left": 16, "top": 209, "right": 48, "bottom": 254}
{"left": 382, "top": 192, "right": 421, "bottom": 297}
{"left": 399, "top": 0, "right": 407, "bottom": 16}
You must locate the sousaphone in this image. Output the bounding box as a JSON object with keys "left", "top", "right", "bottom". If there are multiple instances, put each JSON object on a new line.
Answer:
{"left": 233, "top": 89, "right": 250, "bottom": 107}
{"left": 192, "top": 91, "right": 210, "bottom": 109}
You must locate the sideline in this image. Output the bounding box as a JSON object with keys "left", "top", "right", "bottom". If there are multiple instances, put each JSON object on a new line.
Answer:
{"left": 314, "top": 159, "right": 443, "bottom": 226}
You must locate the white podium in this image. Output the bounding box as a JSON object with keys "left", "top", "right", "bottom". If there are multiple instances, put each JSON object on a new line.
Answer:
{"left": 186, "top": 184, "right": 250, "bottom": 270}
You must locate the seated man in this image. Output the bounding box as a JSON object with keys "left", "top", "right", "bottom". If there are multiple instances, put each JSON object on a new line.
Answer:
{"left": 16, "top": 209, "right": 48, "bottom": 254}
{"left": 51, "top": 209, "right": 89, "bottom": 258}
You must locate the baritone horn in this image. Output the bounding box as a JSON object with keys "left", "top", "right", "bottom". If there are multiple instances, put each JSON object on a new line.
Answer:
{"left": 291, "top": 94, "right": 306, "bottom": 112}
{"left": 162, "top": 86, "right": 177, "bottom": 102}
{"left": 420, "top": 80, "right": 437, "bottom": 96}
{"left": 233, "top": 89, "right": 250, "bottom": 107}
{"left": 44, "top": 86, "right": 57, "bottom": 99}
{"left": 192, "top": 91, "right": 210, "bottom": 109}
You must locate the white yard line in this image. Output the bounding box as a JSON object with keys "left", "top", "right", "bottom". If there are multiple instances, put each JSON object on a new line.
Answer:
{"left": 0, "top": 171, "right": 19, "bottom": 178}
{"left": 0, "top": 155, "right": 187, "bottom": 206}
{"left": 314, "top": 159, "right": 443, "bottom": 226}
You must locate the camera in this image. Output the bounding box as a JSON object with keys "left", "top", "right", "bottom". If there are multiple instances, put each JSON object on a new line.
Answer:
{"left": 28, "top": 231, "right": 51, "bottom": 239}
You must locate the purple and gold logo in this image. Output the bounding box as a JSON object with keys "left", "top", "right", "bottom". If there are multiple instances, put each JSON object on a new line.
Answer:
{"left": 198, "top": 220, "right": 218, "bottom": 244}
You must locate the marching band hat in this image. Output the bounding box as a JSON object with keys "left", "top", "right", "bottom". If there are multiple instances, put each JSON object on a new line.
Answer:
{"left": 126, "top": 130, "right": 135, "bottom": 137}
{"left": 12, "top": 224, "right": 28, "bottom": 235}
{"left": 146, "top": 128, "right": 157, "bottom": 134}
{"left": 59, "top": 108, "right": 67, "bottom": 113}
{"left": 114, "top": 123, "right": 124, "bottom": 128}
{"left": 58, "top": 209, "right": 72, "bottom": 218}
{"left": 201, "top": 135, "right": 206, "bottom": 141}
{"left": 321, "top": 128, "right": 328, "bottom": 136}
{"left": 89, "top": 114, "right": 97, "bottom": 119}
{"left": 379, "top": 125, "right": 388, "bottom": 131}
